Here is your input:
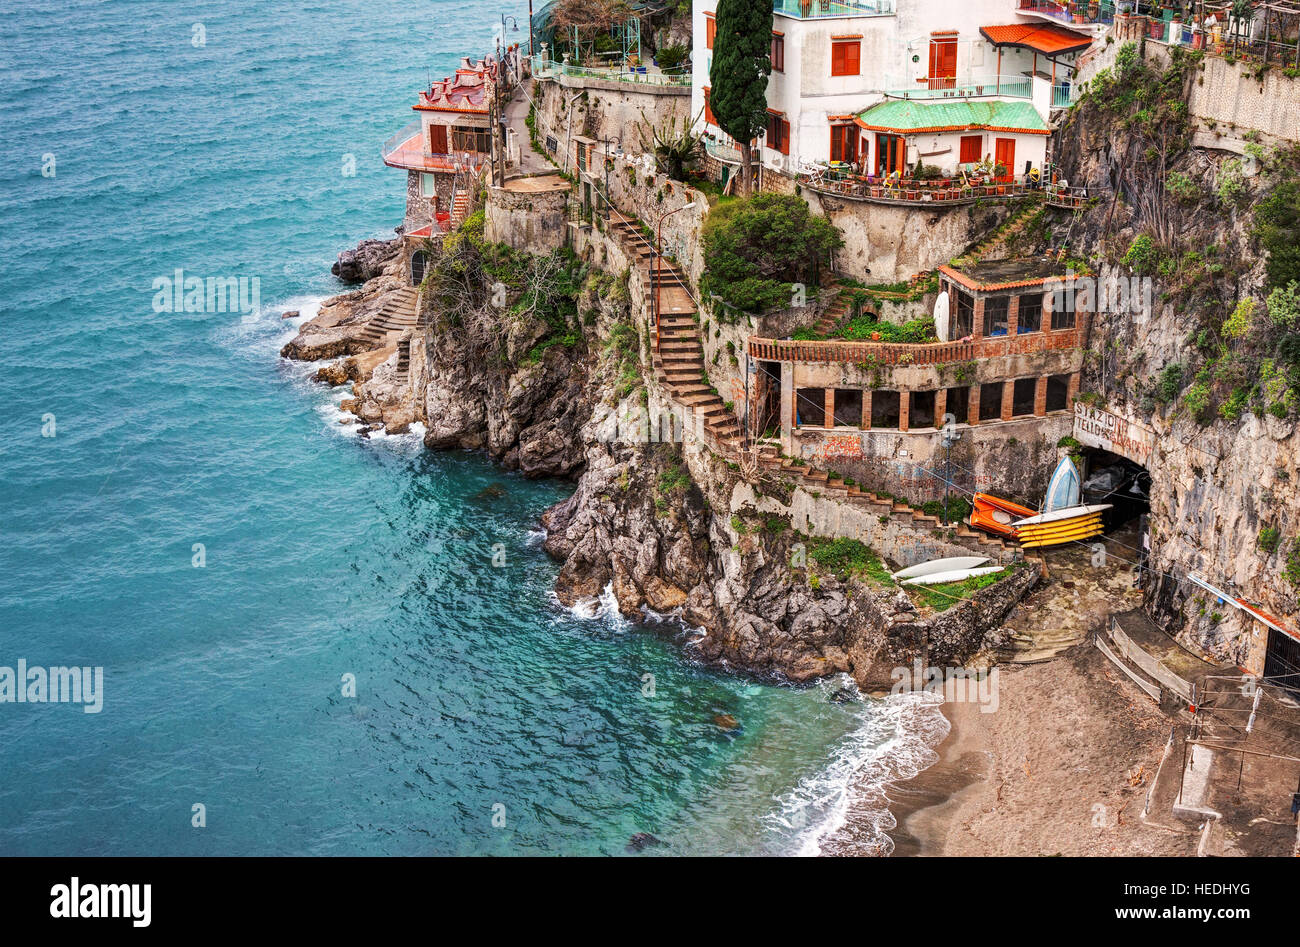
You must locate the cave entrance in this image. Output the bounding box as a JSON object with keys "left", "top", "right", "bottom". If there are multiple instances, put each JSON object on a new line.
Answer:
{"left": 1079, "top": 447, "right": 1150, "bottom": 532}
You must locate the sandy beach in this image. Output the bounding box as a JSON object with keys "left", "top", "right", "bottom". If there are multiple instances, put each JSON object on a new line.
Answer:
{"left": 885, "top": 644, "right": 1197, "bottom": 857}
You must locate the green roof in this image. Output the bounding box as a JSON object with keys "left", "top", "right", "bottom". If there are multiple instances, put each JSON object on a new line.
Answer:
{"left": 857, "top": 99, "right": 1049, "bottom": 134}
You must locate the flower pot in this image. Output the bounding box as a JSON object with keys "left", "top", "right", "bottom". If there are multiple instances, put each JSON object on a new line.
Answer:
{"left": 870, "top": 331, "right": 882, "bottom": 341}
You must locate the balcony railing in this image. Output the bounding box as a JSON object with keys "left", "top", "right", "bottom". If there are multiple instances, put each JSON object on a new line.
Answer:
{"left": 883, "top": 73, "right": 1032, "bottom": 100}
{"left": 799, "top": 171, "right": 1046, "bottom": 205}
{"left": 530, "top": 57, "right": 690, "bottom": 87}
{"left": 748, "top": 327, "right": 1083, "bottom": 365}
{"left": 382, "top": 121, "right": 486, "bottom": 174}
{"left": 773, "top": 0, "right": 895, "bottom": 17}
{"left": 1017, "top": 0, "right": 1116, "bottom": 27}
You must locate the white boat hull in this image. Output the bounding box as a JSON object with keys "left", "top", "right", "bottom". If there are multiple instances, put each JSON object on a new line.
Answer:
{"left": 892, "top": 555, "right": 991, "bottom": 580}
{"left": 901, "top": 566, "right": 1005, "bottom": 586}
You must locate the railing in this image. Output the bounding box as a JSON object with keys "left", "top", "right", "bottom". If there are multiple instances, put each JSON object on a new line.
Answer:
{"left": 773, "top": 0, "right": 895, "bottom": 17}
{"left": 530, "top": 57, "right": 690, "bottom": 87}
{"left": 381, "top": 125, "right": 487, "bottom": 174}
{"left": 799, "top": 172, "right": 1045, "bottom": 204}
{"left": 748, "top": 328, "right": 1082, "bottom": 365}
{"left": 1052, "top": 80, "right": 1078, "bottom": 108}
{"left": 1017, "top": 0, "right": 1116, "bottom": 27}
{"left": 704, "top": 138, "right": 743, "bottom": 165}
{"left": 883, "top": 73, "right": 1032, "bottom": 100}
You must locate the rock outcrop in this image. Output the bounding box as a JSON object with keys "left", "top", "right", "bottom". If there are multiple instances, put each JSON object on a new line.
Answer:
{"left": 331, "top": 237, "right": 401, "bottom": 283}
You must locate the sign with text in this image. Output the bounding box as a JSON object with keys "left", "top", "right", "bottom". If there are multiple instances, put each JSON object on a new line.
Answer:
{"left": 1073, "top": 402, "right": 1155, "bottom": 465}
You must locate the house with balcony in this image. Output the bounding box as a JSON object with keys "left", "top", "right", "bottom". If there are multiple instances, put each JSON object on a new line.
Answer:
{"left": 382, "top": 57, "right": 498, "bottom": 237}
{"left": 744, "top": 255, "right": 1089, "bottom": 501}
{"left": 690, "top": 0, "right": 1090, "bottom": 186}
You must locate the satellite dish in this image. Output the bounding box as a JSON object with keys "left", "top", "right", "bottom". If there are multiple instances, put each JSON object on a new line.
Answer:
{"left": 933, "top": 290, "right": 950, "bottom": 343}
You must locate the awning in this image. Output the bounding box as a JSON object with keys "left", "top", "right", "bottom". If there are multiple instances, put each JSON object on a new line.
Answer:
{"left": 979, "top": 23, "right": 1092, "bottom": 56}
{"left": 856, "top": 99, "right": 1050, "bottom": 135}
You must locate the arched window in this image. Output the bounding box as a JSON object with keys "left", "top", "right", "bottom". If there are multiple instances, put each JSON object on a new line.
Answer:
{"left": 410, "top": 249, "right": 428, "bottom": 287}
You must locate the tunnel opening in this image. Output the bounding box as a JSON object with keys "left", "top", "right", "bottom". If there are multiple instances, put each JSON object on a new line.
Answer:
{"left": 1079, "top": 447, "right": 1151, "bottom": 532}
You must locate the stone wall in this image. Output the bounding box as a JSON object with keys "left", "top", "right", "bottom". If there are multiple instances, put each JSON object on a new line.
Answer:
{"left": 802, "top": 189, "right": 1018, "bottom": 283}
{"left": 485, "top": 179, "right": 570, "bottom": 253}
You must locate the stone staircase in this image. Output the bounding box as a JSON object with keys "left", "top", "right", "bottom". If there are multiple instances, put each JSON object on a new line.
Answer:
{"left": 395, "top": 334, "right": 413, "bottom": 385}
{"left": 450, "top": 187, "right": 473, "bottom": 231}
{"left": 811, "top": 288, "right": 852, "bottom": 336}
{"left": 607, "top": 213, "right": 742, "bottom": 450}
{"left": 358, "top": 285, "right": 420, "bottom": 348}
{"left": 953, "top": 200, "right": 1044, "bottom": 267}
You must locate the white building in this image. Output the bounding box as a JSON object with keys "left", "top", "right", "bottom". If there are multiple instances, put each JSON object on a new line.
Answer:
{"left": 691, "top": 0, "right": 1091, "bottom": 181}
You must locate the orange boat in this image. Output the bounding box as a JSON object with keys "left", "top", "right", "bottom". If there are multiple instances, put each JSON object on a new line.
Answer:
{"left": 970, "top": 493, "right": 1036, "bottom": 537}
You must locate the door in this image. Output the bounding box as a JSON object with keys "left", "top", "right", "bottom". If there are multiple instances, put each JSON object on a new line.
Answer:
{"left": 1264, "top": 628, "right": 1300, "bottom": 696}
{"left": 875, "top": 134, "right": 905, "bottom": 177}
{"left": 928, "top": 36, "right": 957, "bottom": 89}
{"left": 429, "top": 124, "right": 448, "bottom": 155}
{"left": 994, "top": 138, "right": 1016, "bottom": 182}
{"left": 830, "top": 124, "right": 857, "bottom": 165}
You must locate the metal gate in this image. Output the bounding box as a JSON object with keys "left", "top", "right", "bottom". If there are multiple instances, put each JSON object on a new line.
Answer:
{"left": 1263, "top": 628, "right": 1300, "bottom": 697}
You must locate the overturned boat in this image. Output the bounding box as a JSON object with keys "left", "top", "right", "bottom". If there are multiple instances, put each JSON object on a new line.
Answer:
{"left": 970, "top": 458, "right": 1111, "bottom": 548}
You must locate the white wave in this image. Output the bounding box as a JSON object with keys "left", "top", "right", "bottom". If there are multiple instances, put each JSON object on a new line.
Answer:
{"left": 554, "top": 582, "right": 635, "bottom": 629}
{"left": 766, "top": 683, "right": 949, "bottom": 857}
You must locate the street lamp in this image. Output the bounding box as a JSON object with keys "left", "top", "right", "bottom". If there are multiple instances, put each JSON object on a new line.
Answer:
{"left": 654, "top": 202, "right": 696, "bottom": 352}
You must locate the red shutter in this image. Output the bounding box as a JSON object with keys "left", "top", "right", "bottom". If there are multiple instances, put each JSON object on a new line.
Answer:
{"left": 781, "top": 119, "right": 790, "bottom": 156}
{"left": 959, "top": 135, "right": 981, "bottom": 164}
{"left": 847, "top": 42, "right": 860, "bottom": 76}
{"left": 429, "top": 124, "right": 448, "bottom": 155}
{"left": 703, "top": 88, "right": 715, "bottom": 126}
{"left": 706, "top": 15, "right": 716, "bottom": 50}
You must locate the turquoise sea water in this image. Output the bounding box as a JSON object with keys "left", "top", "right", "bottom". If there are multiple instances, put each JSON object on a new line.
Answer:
{"left": 0, "top": 0, "right": 942, "bottom": 855}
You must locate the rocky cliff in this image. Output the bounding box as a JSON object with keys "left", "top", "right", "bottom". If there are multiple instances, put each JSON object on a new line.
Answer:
{"left": 1052, "top": 41, "right": 1300, "bottom": 668}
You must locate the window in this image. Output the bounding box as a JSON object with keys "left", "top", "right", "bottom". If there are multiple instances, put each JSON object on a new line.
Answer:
{"left": 959, "top": 134, "right": 982, "bottom": 165}
{"left": 953, "top": 290, "right": 974, "bottom": 338}
{"left": 410, "top": 250, "right": 429, "bottom": 287}
{"left": 833, "top": 389, "right": 863, "bottom": 427}
{"left": 1017, "top": 292, "right": 1043, "bottom": 333}
{"left": 705, "top": 13, "right": 716, "bottom": 50}
{"left": 452, "top": 125, "right": 490, "bottom": 153}
{"left": 703, "top": 87, "right": 715, "bottom": 125}
{"left": 766, "top": 112, "right": 790, "bottom": 155}
{"left": 1046, "top": 374, "right": 1071, "bottom": 412}
{"left": 979, "top": 382, "right": 1003, "bottom": 421}
{"left": 771, "top": 33, "right": 784, "bottom": 72}
{"left": 945, "top": 386, "right": 970, "bottom": 423}
{"left": 831, "top": 39, "right": 860, "bottom": 77}
{"left": 871, "top": 390, "right": 901, "bottom": 429}
{"left": 830, "top": 124, "right": 857, "bottom": 164}
{"left": 796, "top": 388, "right": 826, "bottom": 427}
{"left": 420, "top": 172, "right": 437, "bottom": 198}
{"left": 429, "top": 124, "right": 449, "bottom": 154}
{"left": 983, "top": 295, "right": 1009, "bottom": 337}
{"left": 910, "top": 391, "right": 937, "bottom": 429}
{"left": 1050, "top": 296, "right": 1077, "bottom": 330}
{"left": 1012, "top": 378, "right": 1037, "bottom": 417}
{"left": 927, "top": 35, "right": 957, "bottom": 89}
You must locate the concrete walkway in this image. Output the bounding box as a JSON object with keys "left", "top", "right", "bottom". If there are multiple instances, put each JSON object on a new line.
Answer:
{"left": 505, "top": 83, "right": 553, "bottom": 177}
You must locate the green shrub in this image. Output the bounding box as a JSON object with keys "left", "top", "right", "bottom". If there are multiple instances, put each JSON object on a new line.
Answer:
{"left": 1222, "top": 297, "right": 1256, "bottom": 339}
{"left": 1267, "top": 281, "right": 1300, "bottom": 328}
{"left": 1258, "top": 526, "right": 1281, "bottom": 554}
{"left": 1122, "top": 234, "right": 1161, "bottom": 275}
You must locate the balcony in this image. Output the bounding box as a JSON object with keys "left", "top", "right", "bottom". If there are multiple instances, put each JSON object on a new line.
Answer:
{"left": 748, "top": 327, "right": 1083, "bottom": 365}
{"left": 773, "top": 0, "right": 895, "bottom": 17}
{"left": 883, "top": 73, "right": 1032, "bottom": 100}
{"left": 1017, "top": 0, "right": 1116, "bottom": 30}
{"left": 798, "top": 171, "right": 1046, "bottom": 206}
{"left": 530, "top": 57, "right": 690, "bottom": 87}
{"left": 382, "top": 120, "right": 486, "bottom": 174}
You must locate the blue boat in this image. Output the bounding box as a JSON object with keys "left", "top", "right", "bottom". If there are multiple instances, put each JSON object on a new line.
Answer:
{"left": 1043, "top": 457, "right": 1083, "bottom": 513}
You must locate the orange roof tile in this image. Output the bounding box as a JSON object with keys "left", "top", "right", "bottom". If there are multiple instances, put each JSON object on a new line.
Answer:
{"left": 979, "top": 23, "right": 1092, "bottom": 56}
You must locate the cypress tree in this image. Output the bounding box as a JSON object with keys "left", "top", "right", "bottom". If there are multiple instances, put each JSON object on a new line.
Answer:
{"left": 708, "top": 0, "right": 773, "bottom": 196}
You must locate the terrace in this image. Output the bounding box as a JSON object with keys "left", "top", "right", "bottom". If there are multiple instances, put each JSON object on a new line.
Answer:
{"left": 530, "top": 56, "right": 690, "bottom": 87}
{"left": 381, "top": 120, "right": 486, "bottom": 174}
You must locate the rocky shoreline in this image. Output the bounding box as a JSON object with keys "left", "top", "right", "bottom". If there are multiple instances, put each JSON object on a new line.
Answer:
{"left": 281, "top": 237, "right": 1037, "bottom": 689}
